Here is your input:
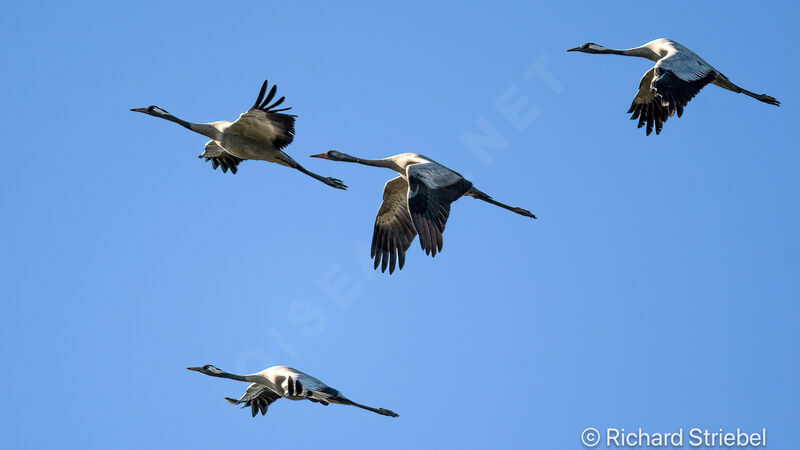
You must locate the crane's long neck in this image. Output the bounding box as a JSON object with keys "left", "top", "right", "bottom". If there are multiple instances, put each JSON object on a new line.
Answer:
{"left": 158, "top": 113, "right": 221, "bottom": 140}
{"left": 333, "top": 153, "right": 399, "bottom": 171}
{"left": 593, "top": 46, "right": 658, "bottom": 61}
{"left": 209, "top": 370, "right": 252, "bottom": 382}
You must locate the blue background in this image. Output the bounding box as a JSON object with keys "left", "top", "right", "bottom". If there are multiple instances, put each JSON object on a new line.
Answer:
{"left": 1, "top": 1, "right": 797, "bottom": 448}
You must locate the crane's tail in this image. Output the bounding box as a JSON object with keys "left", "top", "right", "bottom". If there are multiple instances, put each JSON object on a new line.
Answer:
{"left": 467, "top": 188, "right": 537, "bottom": 219}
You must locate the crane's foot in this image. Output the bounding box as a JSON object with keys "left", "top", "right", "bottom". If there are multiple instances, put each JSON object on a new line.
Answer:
{"left": 758, "top": 94, "right": 780, "bottom": 106}
{"left": 513, "top": 207, "right": 537, "bottom": 219}
{"left": 377, "top": 408, "right": 399, "bottom": 417}
{"left": 325, "top": 177, "right": 348, "bottom": 190}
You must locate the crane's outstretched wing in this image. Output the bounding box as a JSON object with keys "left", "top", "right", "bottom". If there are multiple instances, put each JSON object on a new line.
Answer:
{"left": 627, "top": 68, "right": 672, "bottom": 136}
{"left": 224, "top": 383, "right": 282, "bottom": 417}
{"left": 199, "top": 140, "right": 244, "bottom": 174}
{"left": 227, "top": 80, "right": 297, "bottom": 150}
{"left": 630, "top": 52, "right": 716, "bottom": 136}
{"left": 406, "top": 163, "right": 472, "bottom": 257}
{"left": 371, "top": 177, "right": 418, "bottom": 274}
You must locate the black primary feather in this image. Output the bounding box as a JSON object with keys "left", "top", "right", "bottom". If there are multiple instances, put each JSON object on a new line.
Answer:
{"left": 259, "top": 84, "right": 277, "bottom": 109}
{"left": 627, "top": 68, "right": 716, "bottom": 135}
{"left": 251, "top": 80, "right": 293, "bottom": 113}
{"left": 252, "top": 81, "right": 268, "bottom": 109}
{"left": 407, "top": 176, "right": 472, "bottom": 257}
{"left": 202, "top": 154, "right": 244, "bottom": 174}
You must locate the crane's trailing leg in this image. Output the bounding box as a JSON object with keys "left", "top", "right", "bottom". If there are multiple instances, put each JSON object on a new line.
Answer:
{"left": 299, "top": 167, "right": 348, "bottom": 190}
{"left": 338, "top": 397, "right": 399, "bottom": 417}
{"left": 715, "top": 77, "right": 780, "bottom": 105}
{"left": 278, "top": 152, "right": 348, "bottom": 190}
{"left": 467, "top": 188, "right": 536, "bottom": 219}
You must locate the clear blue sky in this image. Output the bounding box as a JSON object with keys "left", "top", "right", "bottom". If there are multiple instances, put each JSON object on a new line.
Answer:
{"left": 1, "top": 1, "right": 798, "bottom": 449}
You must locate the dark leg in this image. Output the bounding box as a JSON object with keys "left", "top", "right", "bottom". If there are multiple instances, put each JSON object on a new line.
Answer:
{"left": 278, "top": 152, "right": 348, "bottom": 190}
{"left": 467, "top": 188, "right": 536, "bottom": 219}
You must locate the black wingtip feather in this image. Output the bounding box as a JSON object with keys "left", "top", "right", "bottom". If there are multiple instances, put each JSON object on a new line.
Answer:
{"left": 251, "top": 81, "right": 294, "bottom": 113}
{"left": 253, "top": 81, "right": 268, "bottom": 109}
{"left": 259, "top": 84, "right": 277, "bottom": 110}
{"left": 266, "top": 96, "right": 285, "bottom": 111}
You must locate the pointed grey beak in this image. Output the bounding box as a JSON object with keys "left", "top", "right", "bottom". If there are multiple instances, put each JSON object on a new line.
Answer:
{"left": 130, "top": 107, "right": 148, "bottom": 113}
{"left": 309, "top": 153, "right": 327, "bottom": 159}
{"left": 566, "top": 47, "right": 581, "bottom": 52}
{"left": 187, "top": 366, "right": 203, "bottom": 372}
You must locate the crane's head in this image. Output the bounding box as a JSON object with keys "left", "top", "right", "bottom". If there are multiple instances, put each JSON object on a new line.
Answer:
{"left": 309, "top": 150, "right": 358, "bottom": 162}
{"left": 187, "top": 364, "right": 224, "bottom": 376}
{"left": 130, "top": 105, "right": 173, "bottom": 118}
{"left": 566, "top": 42, "right": 607, "bottom": 53}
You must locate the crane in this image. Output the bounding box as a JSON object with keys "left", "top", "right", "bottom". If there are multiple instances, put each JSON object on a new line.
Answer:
{"left": 187, "top": 364, "right": 398, "bottom": 418}
{"left": 131, "top": 80, "right": 347, "bottom": 189}
{"left": 567, "top": 38, "right": 780, "bottom": 135}
{"left": 310, "top": 151, "right": 536, "bottom": 273}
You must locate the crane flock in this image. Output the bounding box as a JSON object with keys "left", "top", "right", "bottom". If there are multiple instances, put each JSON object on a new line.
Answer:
{"left": 130, "top": 37, "right": 780, "bottom": 420}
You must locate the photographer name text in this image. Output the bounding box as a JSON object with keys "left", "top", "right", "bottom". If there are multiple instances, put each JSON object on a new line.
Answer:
{"left": 580, "top": 427, "right": 766, "bottom": 448}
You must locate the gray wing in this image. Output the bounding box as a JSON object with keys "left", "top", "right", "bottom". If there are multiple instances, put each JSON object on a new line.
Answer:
{"left": 657, "top": 46, "right": 715, "bottom": 83}
{"left": 644, "top": 52, "right": 716, "bottom": 133}
{"left": 224, "top": 383, "right": 282, "bottom": 417}
{"left": 406, "top": 163, "right": 473, "bottom": 257}
{"left": 226, "top": 80, "right": 296, "bottom": 150}
{"left": 371, "top": 177, "right": 417, "bottom": 274}
{"left": 199, "top": 140, "right": 244, "bottom": 174}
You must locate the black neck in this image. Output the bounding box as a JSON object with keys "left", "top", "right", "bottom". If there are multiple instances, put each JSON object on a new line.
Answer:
{"left": 160, "top": 113, "right": 193, "bottom": 130}
{"left": 334, "top": 154, "right": 394, "bottom": 169}
{"left": 592, "top": 47, "right": 656, "bottom": 60}
{"left": 158, "top": 113, "right": 220, "bottom": 139}
{"left": 209, "top": 370, "right": 249, "bottom": 382}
